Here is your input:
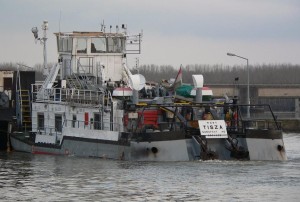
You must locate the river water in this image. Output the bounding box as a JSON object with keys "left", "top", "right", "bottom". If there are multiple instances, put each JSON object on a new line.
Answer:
{"left": 0, "top": 133, "right": 299, "bottom": 202}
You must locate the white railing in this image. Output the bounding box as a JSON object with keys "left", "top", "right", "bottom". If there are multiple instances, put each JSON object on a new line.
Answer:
{"left": 32, "top": 84, "right": 103, "bottom": 105}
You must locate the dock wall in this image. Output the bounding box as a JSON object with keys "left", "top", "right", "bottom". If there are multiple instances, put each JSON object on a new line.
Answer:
{"left": 280, "top": 119, "right": 300, "bottom": 133}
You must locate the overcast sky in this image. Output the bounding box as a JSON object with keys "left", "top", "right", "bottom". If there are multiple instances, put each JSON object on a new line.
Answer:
{"left": 0, "top": 0, "right": 299, "bottom": 68}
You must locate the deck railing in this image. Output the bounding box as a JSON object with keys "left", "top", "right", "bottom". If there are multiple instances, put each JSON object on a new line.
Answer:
{"left": 31, "top": 84, "right": 103, "bottom": 105}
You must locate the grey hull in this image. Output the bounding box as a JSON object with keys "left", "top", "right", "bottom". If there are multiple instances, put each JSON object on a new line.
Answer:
{"left": 10, "top": 129, "right": 287, "bottom": 161}
{"left": 10, "top": 133, "right": 194, "bottom": 161}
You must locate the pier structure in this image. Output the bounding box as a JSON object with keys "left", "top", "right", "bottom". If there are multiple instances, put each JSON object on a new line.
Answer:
{"left": 209, "top": 83, "right": 300, "bottom": 119}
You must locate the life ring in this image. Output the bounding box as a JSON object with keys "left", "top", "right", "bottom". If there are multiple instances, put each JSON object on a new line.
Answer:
{"left": 65, "top": 149, "right": 69, "bottom": 155}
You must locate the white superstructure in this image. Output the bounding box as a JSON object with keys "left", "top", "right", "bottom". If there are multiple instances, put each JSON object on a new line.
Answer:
{"left": 31, "top": 24, "right": 142, "bottom": 144}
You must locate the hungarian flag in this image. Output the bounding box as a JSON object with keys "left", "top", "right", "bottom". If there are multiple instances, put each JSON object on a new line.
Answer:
{"left": 161, "top": 65, "right": 183, "bottom": 91}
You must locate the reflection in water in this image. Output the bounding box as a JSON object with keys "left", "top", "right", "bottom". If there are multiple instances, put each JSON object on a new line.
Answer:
{"left": 0, "top": 133, "right": 299, "bottom": 201}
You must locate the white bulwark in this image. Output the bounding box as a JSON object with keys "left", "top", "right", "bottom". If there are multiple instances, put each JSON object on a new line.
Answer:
{"left": 198, "top": 120, "right": 228, "bottom": 138}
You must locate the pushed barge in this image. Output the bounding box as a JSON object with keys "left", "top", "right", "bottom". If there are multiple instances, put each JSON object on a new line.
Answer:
{"left": 10, "top": 22, "right": 287, "bottom": 161}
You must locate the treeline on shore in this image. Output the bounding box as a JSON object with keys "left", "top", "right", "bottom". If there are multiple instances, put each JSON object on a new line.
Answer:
{"left": 1, "top": 62, "right": 300, "bottom": 85}
{"left": 137, "top": 64, "right": 300, "bottom": 85}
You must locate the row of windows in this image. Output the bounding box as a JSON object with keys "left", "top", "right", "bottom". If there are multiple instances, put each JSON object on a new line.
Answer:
{"left": 57, "top": 37, "right": 72, "bottom": 52}
{"left": 57, "top": 37, "right": 125, "bottom": 54}
{"left": 37, "top": 114, "right": 63, "bottom": 132}
{"left": 37, "top": 113, "right": 102, "bottom": 132}
{"left": 257, "top": 98, "right": 295, "bottom": 111}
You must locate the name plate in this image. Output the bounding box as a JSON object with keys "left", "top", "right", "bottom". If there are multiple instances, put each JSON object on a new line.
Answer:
{"left": 198, "top": 120, "right": 228, "bottom": 138}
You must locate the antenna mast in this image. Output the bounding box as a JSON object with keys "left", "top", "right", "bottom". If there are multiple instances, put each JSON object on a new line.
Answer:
{"left": 42, "top": 20, "right": 48, "bottom": 76}
{"left": 101, "top": 20, "right": 106, "bottom": 32}
{"left": 59, "top": 11, "right": 62, "bottom": 33}
{"left": 31, "top": 20, "right": 49, "bottom": 76}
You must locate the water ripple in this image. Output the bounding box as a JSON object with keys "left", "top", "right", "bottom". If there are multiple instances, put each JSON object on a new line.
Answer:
{"left": 0, "top": 133, "right": 299, "bottom": 201}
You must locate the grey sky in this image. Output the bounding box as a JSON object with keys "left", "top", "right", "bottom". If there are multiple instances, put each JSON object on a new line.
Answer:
{"left": 0, "top": 0, "right": 299, "bottom": 68}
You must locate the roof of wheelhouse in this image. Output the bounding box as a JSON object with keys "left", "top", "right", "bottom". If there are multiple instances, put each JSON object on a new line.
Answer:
{"left": 54, "top": 31, "right": 125, "bottom": 37}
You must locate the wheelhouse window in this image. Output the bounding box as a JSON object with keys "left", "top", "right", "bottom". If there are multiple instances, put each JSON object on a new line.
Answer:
{"left": 55, "top": 114, "right": 62, "bottom": 132}
{"left": 107, "top": 37, "right": 124, "bottom": 53}
{"left": 57, "top": 37, "right": 72, "bottom": 53}
{"left": 91, "top": 38, "right": 106, "bottom": 53}
{"left": 37, "top": 113, "right": 44, "bottom": 130}
{"left": 77, "top": 38, "right": 87, "bottom": 53}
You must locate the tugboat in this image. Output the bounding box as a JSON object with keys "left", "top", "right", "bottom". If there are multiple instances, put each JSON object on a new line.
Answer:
{"left": 10, "top": 21, "right": 287, "bottom": 161}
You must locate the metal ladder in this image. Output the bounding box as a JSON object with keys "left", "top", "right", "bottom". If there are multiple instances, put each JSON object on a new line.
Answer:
{"left": 18, "top": 90, "right": 32, "bottom": 131}
{"left": 16, "top": 70, "right": 32, "bottom": 131}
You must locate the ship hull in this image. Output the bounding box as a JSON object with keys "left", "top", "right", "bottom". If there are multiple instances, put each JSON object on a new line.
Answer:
{"left": 10, "top": 132, "right": 194, "bottom": 161}
{"left": 10, "top": 129, "right": 287, "bottom": 161}
{"left": 243, "top": 129, "right": 287, "bottom": 160}
{"left": 10, "top": 133, "right": 129, "bottom": 159}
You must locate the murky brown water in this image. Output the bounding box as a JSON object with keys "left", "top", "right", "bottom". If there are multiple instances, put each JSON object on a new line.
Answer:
{"left": 0, "top": 133, "right": 299, "bottom": 201}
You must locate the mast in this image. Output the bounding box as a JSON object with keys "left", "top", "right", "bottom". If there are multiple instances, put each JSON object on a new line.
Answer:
{"left": 42, "top": 21, "right": 48, "bottom": 77}
{"left": 31, "top": 20, "right": 49, "bottom": 77}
